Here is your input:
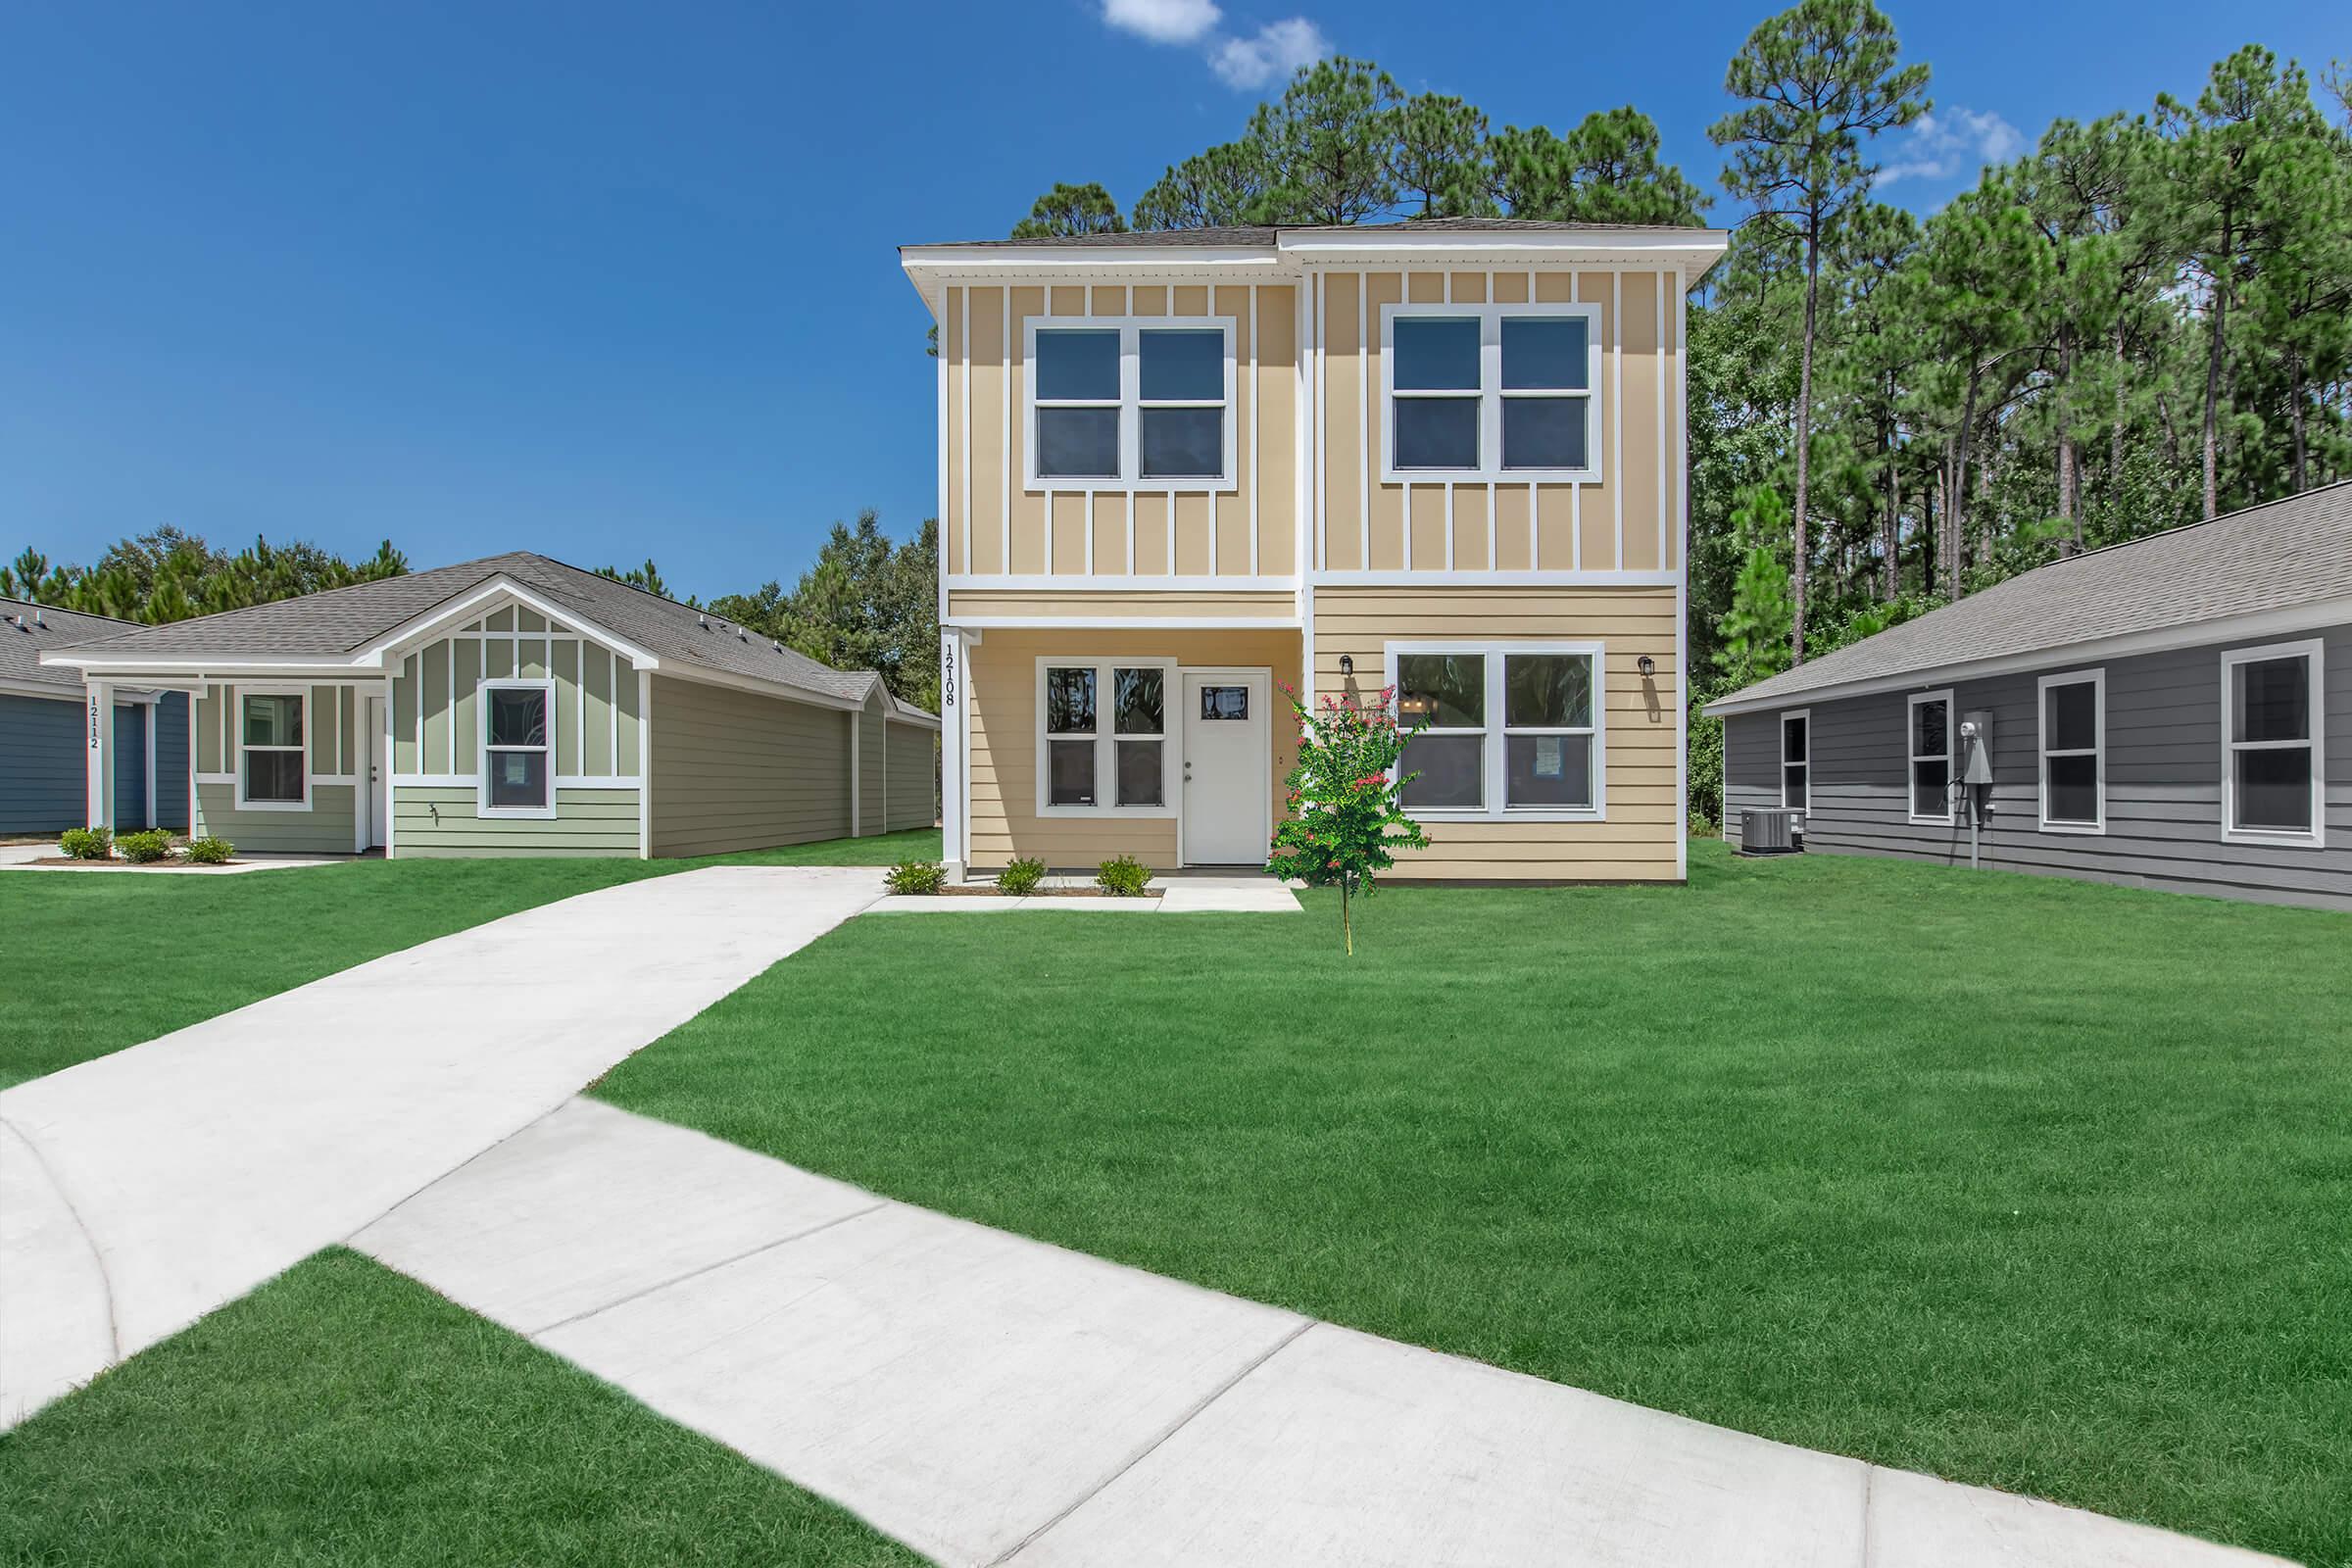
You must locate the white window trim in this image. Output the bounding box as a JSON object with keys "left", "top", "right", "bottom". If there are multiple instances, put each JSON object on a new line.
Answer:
{"left": 1021, "top": 317, "right": 1238, "bottom": 494}
{"left": 477, "top": 677, "right": 558, "bottom": 820}
{"left": 2036, "top": 668, "right": 2106, "bottom": 835}
{"left": 1379, "top": 301, "right": 1604, "bottom": 485}
{"left": 1033, "top": 657, "right": 1179, "bottom": 818}
{"left": 1907, "top": 688, "right": 1956, "bottom": 826}
{"left": 1781, "top": 708, "right": 1810, "bottom": 814}
{"left": 1382, "top": 641, "right": 1607, "bottom": 822}
{"left": 2220, "top": 638, "right": 2326, "bottom": 848}
{"left": 233, "top": 684, "right": 312, "bottom": 812}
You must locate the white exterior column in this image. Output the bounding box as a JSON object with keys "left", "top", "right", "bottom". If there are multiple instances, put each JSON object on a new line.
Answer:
{"left": 940, "top": 628, "right": 965, "bottom": 882}
{"left": 144, "top": 700, "right": 159, "bottom": 828}
{"left": 84, "top": 680, "right": 115, "bottom": 829}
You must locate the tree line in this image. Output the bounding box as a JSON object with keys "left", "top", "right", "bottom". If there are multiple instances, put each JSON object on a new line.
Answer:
{"left": 3, "top": 531, "right": 408, "bottom": 623}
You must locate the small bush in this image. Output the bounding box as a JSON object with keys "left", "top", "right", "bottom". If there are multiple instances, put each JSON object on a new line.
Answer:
{"left": 117, "top": 829, "right": 175, "bottom": 863}
{"left": 59, "top": 827, "right": 111, "bottom": 860}
{"left": 183, "top": 836, "right": 234, "bottom": 864}
{"left": 885, "top": 858, "right": 947, "bottom": 896}
{"left": 998, "top": 857, "right": 1048, "bottom": 896}
{"left": 1095, "top": 855, "right": 1152, "bottom": 898}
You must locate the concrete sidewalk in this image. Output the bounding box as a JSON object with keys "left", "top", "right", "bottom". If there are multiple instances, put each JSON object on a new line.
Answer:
{"left": 358, "top": 1101, "right": 2289, "bottom": 1568}
{"left": 0, "top": 866, "right": 885, "bottom": 1426}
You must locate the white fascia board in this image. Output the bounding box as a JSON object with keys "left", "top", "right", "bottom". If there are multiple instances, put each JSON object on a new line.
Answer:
{"left": 355, "top": 578, "right": 661, "bottom": 669}
{"left": 1278, "top": 229, "right": 1730, "bottom": 280}
{"left": 899, "top": 250, "right": 1284, "bottom": 315}
{"left": 883, "top": 709, "right": 945, "bottom": 734}
{"left": 1703, "top": 594, "right": 2352, "bottom": 717}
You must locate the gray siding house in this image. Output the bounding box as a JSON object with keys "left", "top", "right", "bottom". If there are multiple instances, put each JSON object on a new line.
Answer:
{"left": 1707, "top": 484, "right": 2352, "bottom": 910}
{"left": 2, "top": 598, "right": 188, "bottom": 836}
{"left": 40, "top": 555, "right": 937, "bottom": 858}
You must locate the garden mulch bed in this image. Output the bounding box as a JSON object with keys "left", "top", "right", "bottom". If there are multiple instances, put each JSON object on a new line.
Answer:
{"left": 933, "top": 885, "right": 1161, "bottom": 899}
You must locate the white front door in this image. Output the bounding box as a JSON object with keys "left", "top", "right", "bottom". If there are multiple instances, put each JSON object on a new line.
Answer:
{"left": 363, "top": 696, "right": 389, "bottom": 850}
{"left": 1181, "top": 670, "right": 1270, "bottom": 865}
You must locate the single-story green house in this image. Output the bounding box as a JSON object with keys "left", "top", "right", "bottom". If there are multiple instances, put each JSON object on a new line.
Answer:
{"left": 40, "top": 553, "right": 938, "bottom": 858}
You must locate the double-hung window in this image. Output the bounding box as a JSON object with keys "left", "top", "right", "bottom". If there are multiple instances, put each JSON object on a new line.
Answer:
{"left": 1907, "top": 690, "right": 1954, "bottom": 824}
{"left": 1027, "top": 319, "right": 1235, "bottom": 490}
{"left": 1038, "top": 659, "right": 1172, "bottom": 814}
{"left": 1781, "top": 710, "right": 1809, "bottom": 813}
{"left": 2038, "top": 670, "right": 2104, "bottom": 833}
{"left": 480, "top": 678, "right": 555, "bottom": 817}
{"left": 1390, "top": 644, "right": 1603, "bottom": 819}
{"left": 237, "top": 690, "right": 308, "bottom": 810}
{"left": 2222, "top": 641, "right": 2325, "bottom": 845}
{"left": 1383, "top": 303, "right": 1601, "bottom": 483}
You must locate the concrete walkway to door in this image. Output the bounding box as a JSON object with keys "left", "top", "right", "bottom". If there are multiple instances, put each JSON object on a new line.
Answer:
{"left": 0, "top": 865, "right": 886, "bottom": 1427}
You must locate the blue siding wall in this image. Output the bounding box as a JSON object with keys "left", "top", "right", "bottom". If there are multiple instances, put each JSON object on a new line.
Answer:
{"left": 0, "top": 693, "right": 84, "bottom": 833}
{"left": 154, "top": 691, "right": 189, "bottom": 831}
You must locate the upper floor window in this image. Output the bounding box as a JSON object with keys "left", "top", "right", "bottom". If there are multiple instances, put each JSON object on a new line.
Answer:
{"left": 1382, "top": 303, "right": 1601, "bottom": 484}
{"left": 2222, "top": 640, "right": 2325, "bottom": 846}
{"left": 1389, "top": 643, "right": 1603, "bottom": 820}
{"left": 1026, "top": 318, "right": 1235, "bottom": 492}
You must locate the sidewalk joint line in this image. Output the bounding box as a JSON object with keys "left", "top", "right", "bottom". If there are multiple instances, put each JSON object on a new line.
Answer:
{"left": 523, "top": 1200, "right": 892, "bottom": 1339}
{"left": 988, "top": 1316, "right": 1317, "bottom": 1566}
{"left": 347, "top": 1094, "right": 579, "bottom": 1248}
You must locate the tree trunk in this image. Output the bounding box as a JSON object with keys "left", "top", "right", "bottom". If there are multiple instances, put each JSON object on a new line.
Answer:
{"left": 1342, "top": 877, "right": 1353, "bottom": 956}
{"left": 1790, "top": 222, "right": 1821, "bottom": 666}
{"left": 1921, "top": 474, "right": 1937, "bottom": 598}
{"left": 1882, "top": 428, "right": 1901, "bottom": 602}
{"left": 2200, "top": 209, "right": 2230, "bottom": 521}
{"left": 2288, "top": 348, "right": 2309, "bottom": 493}
{"left": 2057, "top": 328, "right": 2080, "bottom": 553}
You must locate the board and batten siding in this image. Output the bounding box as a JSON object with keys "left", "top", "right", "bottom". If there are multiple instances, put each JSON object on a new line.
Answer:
{"left": 942, "top": 282, "right": 1298, "bottom": 585}
{"left": 0, "top": 694, "right": 84, "bottom": 833}
{"left": 647, "top": 673, "right": 851, "bottom": 857}
{"left": 153, "top": 691, "right": 189, "bottom": 831}
{"left": 887, "top": 722, "right": 936, "bottom": 831}
{"left": 192, "top": 682, "right": 363, "bottom": 854}
{"left": 1313, "top": 585, "right": 1680, "bottom": 881}
{"left": 1725, "top": 624, "right": 2352, "bottom": 909}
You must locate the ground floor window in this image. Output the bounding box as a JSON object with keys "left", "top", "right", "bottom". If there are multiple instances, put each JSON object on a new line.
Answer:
{"left": 2222, "top": 641, "right": 2324, "bottom": 844}
{"left": 2038, "top": 670, "right": 2104, "bottom": 832}
{"left": 1908, "top": 690, "right": 1953, "bottom": 824}
{"left": 1387, "top": 643, "right": 1603, "bottom": 819}
{"left": 479, "top": 678, "right": 555, "bottom": 816}
{"left": 237, "top": 690, "right": 309, "bottom": 809}
{"left": 1038, "top": 659, "right": 1173, "bottom": 814}
{"left": 1781, "top": 710, "right": 1809, "bottom": 812}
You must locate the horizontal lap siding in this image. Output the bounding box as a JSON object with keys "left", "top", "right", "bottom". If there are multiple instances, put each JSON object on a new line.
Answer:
{"left": 196, "top": 782, "right": 357, "bottom": 854}
{"left": 1722, "top": 711, "right": 1783, "bottom": 850}
{"left": 887, "top": 723, "right": 936, "bottom": 831}
{"left": 859, "top": 704, "right": 885, "bottom": 834}
{"left": 649, "top": 675, "right": 850, "bottom": 858}
{"left": 1754, "top": 624, "right": 2352, "bottom": 909}
{"left": 0, "top": 694, "right": 83, "bottom": 833}
{"left": 393, "top": 786, "right": 640, "bottom": 858}
{"left": 1311, "top": 586, "right": 1680, "bottom": 881}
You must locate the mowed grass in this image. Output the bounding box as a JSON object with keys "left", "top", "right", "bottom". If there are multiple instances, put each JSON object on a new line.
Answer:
{"left": 0, "top": 827, "right": 938, "bottom": 1089}
{"left": 0, "top": 1249, "right": 917, "bottom": 1568}
{"left": 598, "top": 840, "right": 2352, "bottom": 1566}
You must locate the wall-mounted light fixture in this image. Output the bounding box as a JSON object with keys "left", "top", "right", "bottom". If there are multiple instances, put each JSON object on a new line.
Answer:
{"left": 1339, "top": 655, "right": 1354, "bottom": 676}
{"left": 1637, "top": 655, "right": 1657, "bottom": 678}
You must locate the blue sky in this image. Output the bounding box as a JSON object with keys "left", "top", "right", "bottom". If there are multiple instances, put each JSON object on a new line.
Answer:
{"left": 5, "top": 1, "right": 2339, "bottom": 603}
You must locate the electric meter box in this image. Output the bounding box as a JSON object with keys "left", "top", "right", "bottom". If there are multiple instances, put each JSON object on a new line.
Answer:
{"left": 1961, "top": 710, "right": 1995, "bottom": 786}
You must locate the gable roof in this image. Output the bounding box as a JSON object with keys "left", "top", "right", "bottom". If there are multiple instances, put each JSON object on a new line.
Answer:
{"left": 1706, "top": 482, "right": 2352, "bottom": 715}
{"left": 0, "top": 598, "right": 139, "bottom": 695}
{"left": 39, "top": 553, "right": 937, "bottom": 719}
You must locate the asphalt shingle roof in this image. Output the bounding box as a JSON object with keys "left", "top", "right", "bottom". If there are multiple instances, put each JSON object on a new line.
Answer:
{"left": 910, "top": 217, "right": 1714, "bottom": 250}
{"left": 1709, "top": 482, "right": 2352, "bottom": 711}
{"left": 38, "top": 554, "right": 929, "bottom": 715}
{"left": 0, "top": 598, "right": 139, "bottom": 692}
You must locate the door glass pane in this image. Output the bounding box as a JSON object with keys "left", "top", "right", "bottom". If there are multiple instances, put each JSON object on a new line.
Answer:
{"left": 1114, "top": 740, "right": 1163, "bottom": 807}
{"left": 2233, "top": 658, "right": 2310, "bottom": 743}
{"left": 1140, "top": 407, "right": 1222, "bottom": 478}
{"left": 1046, "top": 667, "right": 1096, "bottom": 734}
{"left": 1400, "top": 734, "right": 1483, "bottom": 808}
{"left": 1394, "top": 398, "right": 1478, "bottom": 468}
{"left": 1504, "top": 655, "right": 1591, "bottom": 728}
{"left": 1139, "top": 330, "right": 1222, "bottom": 400}
{"left": 487, "top": 749, "right": 549, "bottom": 808}
{"left": 244, "top": 749, "right": 304, "bottom": 803}
{"left": 1912, "top": 759, "right": 1949, "bottom": 816}
{"left": 2234, "top": 747, "right": 2311, "bottom": 831}
{"left": 1396, "top": 654, "right": 1485, "bottom": 727}
{"left": 2045, "top": 682, "right": 2096, "bottom": 752}
{"left": 1039, "top": 407, "right": 1119, "bottom": 478}
{"left": 488, "top": 688, "right": 546, "bottom": 749}
{"left": 1783, "top": 715, "right": 1807, "bottom": 763}
{"left": 1500, "top": 317, "right": 1588, "bottom": 389}
{"left": 1912, "top": 700, "right": 1947, "bottom": 758}
{"left": 1506, "top": 734, "right": 1592, "bottom": 808}
{"left": 1392, "top": 318, "right": 1480, "bottom": 390}
{"left": 1034, "top": 329, "right": 1118, "bottom": 401}
{"left": 242, "top": 694, "right": 302, "bottom": 748}
{"left": 2046, "top": 754, "right": 2097, "bottom": 823}
{"left": 1048, "top": 739, "right": 1096, "bottom": 806}
{"left": 1200, "top": 685, "right": 1249, "bottom": 720}
{"left": 1112, "top": 667, "right": 1164, "bottom": 735}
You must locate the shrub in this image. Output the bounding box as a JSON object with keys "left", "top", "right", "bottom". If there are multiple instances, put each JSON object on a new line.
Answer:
{"left": 885, "top": 858, "right": 947, "bottom": 895}
{"left": 1265, "top": 683, "right": 1431, "bottom": 955}
{"left": 59, "top": 827, "right": 111, "bottom": 860}
{"left": 117, "top": 829, "right": 175, "bottom": 863}
{"left": 183, "top": 836, "right": 234, "bottom": 864}
{"left": 997, "top": 857, "right": 1048, "bottom": 896}
{"left": 1095, "top": 855, "right": 1151, "bottom": 898}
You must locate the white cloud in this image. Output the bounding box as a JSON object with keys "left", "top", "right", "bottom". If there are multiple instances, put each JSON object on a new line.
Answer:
{"left": 1207, "top": 17, "right": 1329, "bottom": 90}
{"left": 1878, "top": 107, "right": 2027, "bottom": 186}
{"left": 1102, "top": 0, "right": 1223, "bottom": 46}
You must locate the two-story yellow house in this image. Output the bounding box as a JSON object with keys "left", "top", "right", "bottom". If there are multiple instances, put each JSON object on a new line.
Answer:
{"left": 901, "top": 217, "right": 1726, "bottom": 884}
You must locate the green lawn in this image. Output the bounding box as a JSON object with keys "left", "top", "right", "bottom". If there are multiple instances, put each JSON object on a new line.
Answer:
{"left": 0, "top": 1249, "right": 916, "bottom": 1568}
{"left": 0, "top": 827, "right": 937, "bottom": 1090}
{"left": 598, "top": 840, "right": 2352, "bottom": 1567}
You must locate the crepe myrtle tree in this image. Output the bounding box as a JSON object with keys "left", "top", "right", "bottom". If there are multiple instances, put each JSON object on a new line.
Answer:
{"left": 1265, "top": 683, "right": 1431, "bottom": 956}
